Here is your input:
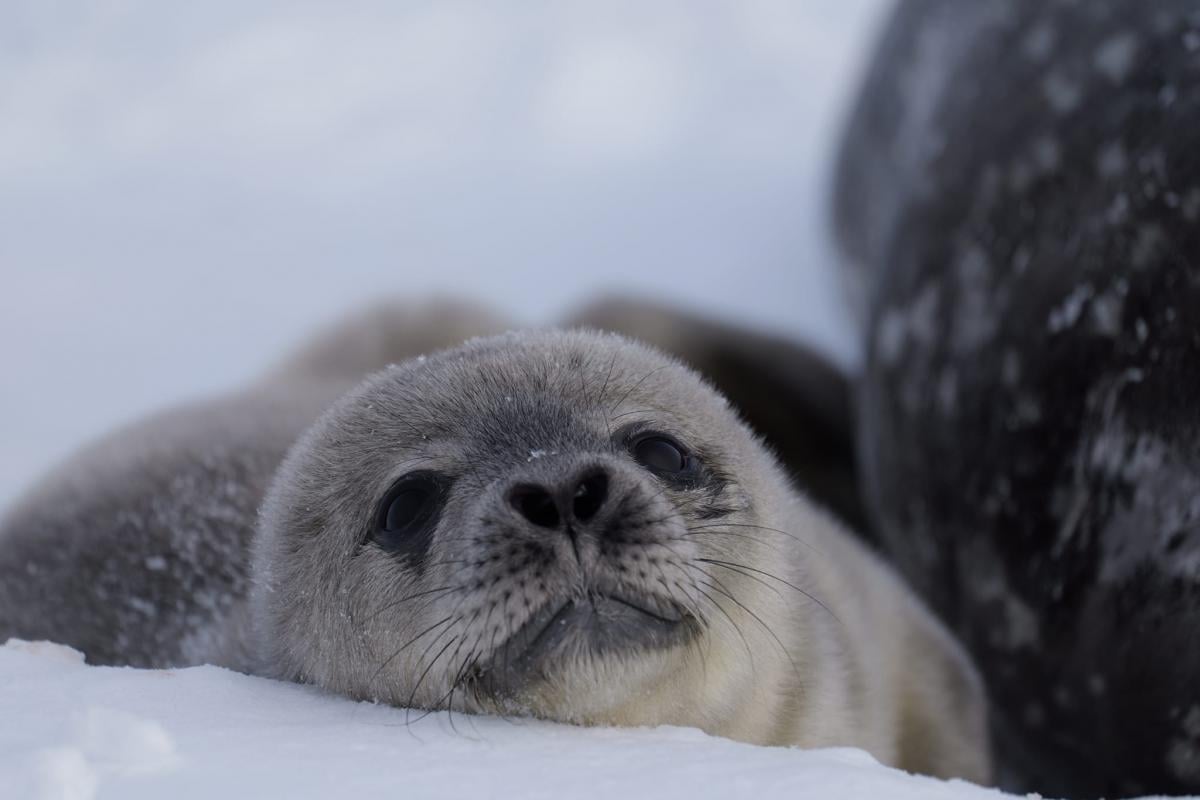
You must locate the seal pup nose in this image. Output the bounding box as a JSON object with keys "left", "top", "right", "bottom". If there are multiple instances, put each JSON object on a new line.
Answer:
{"left": 570, "top": 471, "right": 608, "bottom": 522}
{"left": 509, "top": 484, "right": 561, "bottom": 528}
{"left": 507, "top": 468, "right": 611, "bottom": 529}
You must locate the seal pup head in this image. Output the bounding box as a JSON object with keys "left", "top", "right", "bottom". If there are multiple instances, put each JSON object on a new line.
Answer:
{"left": 253, "top": 329, "right": 811, "bottom": 730}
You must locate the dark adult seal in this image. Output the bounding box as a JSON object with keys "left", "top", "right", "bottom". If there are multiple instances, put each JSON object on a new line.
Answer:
{"left": 834, "top": 1, "right": 1200, "bottom": 796}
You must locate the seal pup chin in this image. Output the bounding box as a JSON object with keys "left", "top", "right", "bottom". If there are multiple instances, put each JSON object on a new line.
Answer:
{"left": 252, "top": 328, "right": 991, "bottom": 782}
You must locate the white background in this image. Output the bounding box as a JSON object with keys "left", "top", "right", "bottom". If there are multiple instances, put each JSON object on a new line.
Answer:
{"left": 0, "top": 0, "right": 888, "bottom": 510}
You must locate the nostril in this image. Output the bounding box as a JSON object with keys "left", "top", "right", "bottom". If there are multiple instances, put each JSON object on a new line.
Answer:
{"left": 572, "top": 471, "right": 609, "bottom": 523}
{"left": 509, "top": 485, "right": 561, "bottom": 528}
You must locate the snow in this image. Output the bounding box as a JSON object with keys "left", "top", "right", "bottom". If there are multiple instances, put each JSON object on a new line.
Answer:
{"left": 1, "top": 640, "right": 1020, "bottom": 800}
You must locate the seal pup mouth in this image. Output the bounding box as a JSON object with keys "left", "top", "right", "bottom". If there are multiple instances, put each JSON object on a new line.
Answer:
{"left": 473, "top": 589, "right": 693, "bottom": 696}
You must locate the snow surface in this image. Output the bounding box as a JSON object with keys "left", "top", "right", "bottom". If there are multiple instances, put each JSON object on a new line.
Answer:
{"left": 1, "top": 640, "right": 1020, "bottom": 800}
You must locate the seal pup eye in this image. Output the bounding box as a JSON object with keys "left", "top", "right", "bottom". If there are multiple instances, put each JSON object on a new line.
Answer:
{"left": 374, "top": 472, "right": 445, "bottom": 557}
{"left": 630, "top": 434, "right": 701, "bottom": 484}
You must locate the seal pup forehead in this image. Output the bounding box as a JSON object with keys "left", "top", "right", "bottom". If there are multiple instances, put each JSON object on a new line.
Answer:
{"left": 254, "top": 328, "right": 764, "bottom": 714}
{"left": 347, "top": 328, "right": 735, "bottom": 448}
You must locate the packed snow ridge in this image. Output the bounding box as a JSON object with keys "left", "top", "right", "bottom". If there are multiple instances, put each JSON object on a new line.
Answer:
{"left": 0, "top": 639, "right": 1089, "bottom": 800}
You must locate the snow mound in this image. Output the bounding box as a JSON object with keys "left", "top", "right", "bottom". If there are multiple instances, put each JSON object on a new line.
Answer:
{"left": 1, "top": 640, "right": 1030, "bottom": 800}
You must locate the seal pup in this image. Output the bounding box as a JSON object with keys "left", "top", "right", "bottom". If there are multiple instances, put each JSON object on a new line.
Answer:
{"left": 0, "top": 303, "right": 990, "bottom": 782}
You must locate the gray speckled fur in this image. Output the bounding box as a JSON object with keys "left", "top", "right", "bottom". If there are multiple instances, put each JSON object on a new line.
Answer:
{"left": 0, "top": 299, "right": 990, "bottom": 782}
{"left": 0, "top": 299, "right": 506, "bottom": 669}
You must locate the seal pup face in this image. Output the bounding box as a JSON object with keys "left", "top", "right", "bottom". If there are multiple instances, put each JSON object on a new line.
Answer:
{"left": 255, "top": 330, "right": 798, "bottom": 729}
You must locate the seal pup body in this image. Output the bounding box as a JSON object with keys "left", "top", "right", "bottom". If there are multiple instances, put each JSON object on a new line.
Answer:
{"left": 0, "top": 299, "right": 509, "bottom": 669}
{"left": 0, "top": 303, "right": 989, "bottom": 782}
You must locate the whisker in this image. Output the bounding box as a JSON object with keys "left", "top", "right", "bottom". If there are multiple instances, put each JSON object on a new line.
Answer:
{"left": 683, "top": 528, "right": 783, "bottom": 554}
{"left": 597, "top": 352, "right": 619, "bottom": 409}
{"left": 699, "top": 558, "right": 840, "bottom": 626}
{"left": 363, "top": 585, "right": 457, "bottom": 623}
{"left": 610, "top": 408, "right": 658, "bottom": 421}
{"left": 686, "top": 574, "right": 755, "bottom": 669}
{"left": 609, "top": 365, "right": 669, "bottom": 416}
{"left": 404, "top": 635, "right": 461, "bottom": 726}
{"left": 690, "top": 566, "right": 802, "bottom": 686}
{"left": 575, "top": 351, "right": 590, "bottom": 406}
{"left": 687, "top": 523, "right": 825, "bottom": 556}
{"left": 370, "top": 614, "right": 455, "bottom": 685}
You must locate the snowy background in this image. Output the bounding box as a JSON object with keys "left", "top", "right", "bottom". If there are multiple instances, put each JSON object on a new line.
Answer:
{"left": 0, "top": 0, "right": 883, "bottom": 513}
{"left": 0, "top": 2, "right": 1112, "bottom": 799}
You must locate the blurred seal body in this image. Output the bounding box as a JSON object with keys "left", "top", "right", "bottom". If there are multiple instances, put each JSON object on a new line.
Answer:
{"left": 835, "top": 0, "right": 1200, "bottom": 795}
{"left": 0, "top": 303, "right": 989, "bottom": 782}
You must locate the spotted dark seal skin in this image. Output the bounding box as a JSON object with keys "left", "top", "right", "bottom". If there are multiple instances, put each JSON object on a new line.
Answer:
{"left": 834, "top": 1, "right": 1200, "bottom": 796}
